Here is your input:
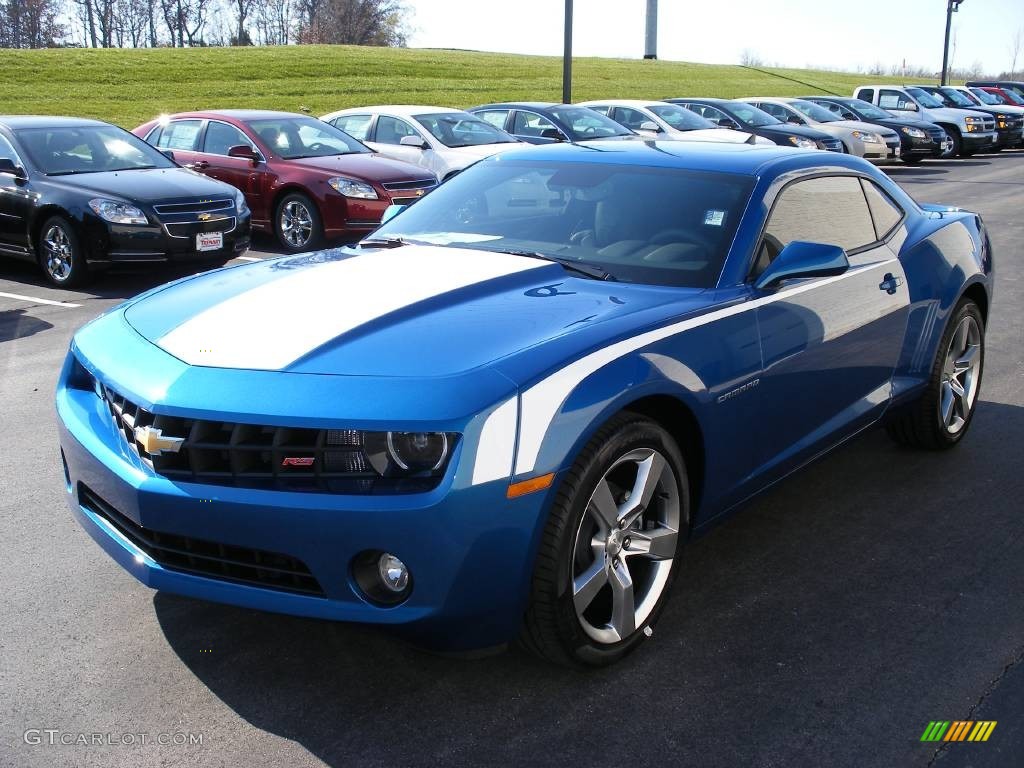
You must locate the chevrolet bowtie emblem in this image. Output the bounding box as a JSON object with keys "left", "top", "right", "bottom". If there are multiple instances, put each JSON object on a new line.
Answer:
{"left": 134, "top": 426, "right": 185, "bottom": 456}
{"left": 197, "top": 213, "right": 212, "bottom": 221}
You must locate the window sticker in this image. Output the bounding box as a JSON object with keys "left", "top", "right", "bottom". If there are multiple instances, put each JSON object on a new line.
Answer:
{"left": 704, "top": 209, "right": 727, "bottom": 227}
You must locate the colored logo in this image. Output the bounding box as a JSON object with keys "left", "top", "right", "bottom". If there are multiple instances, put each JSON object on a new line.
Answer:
{"left": 197, "top": 213, "right": 212, "bottom": 221}
{"left": 133, "top": 426, "right": 185, "bottom": 456}
{"left": 281, "top": 457, "right": 315, "bottom": 467}
{"left": 921, "top": 721, "right": 997, "bottom": 742}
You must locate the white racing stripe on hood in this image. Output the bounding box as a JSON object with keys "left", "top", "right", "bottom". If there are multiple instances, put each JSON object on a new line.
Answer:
{"left": 157, "top": 246, "right": 545, "bottom": 370}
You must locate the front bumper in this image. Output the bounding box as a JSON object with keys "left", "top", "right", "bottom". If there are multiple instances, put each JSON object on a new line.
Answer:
{"left": 55, "top": 333, "right": 545, "bottom": 651}
{"left": 83, "top": 212, "right": 252, "bottom": 264}
{"left": 961, "top": 130, "right": 999, "bottom": 152}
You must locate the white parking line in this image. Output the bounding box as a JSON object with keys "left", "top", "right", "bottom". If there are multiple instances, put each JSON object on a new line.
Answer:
{"left": 0, "top": 291, "right": 81, "bottom": 308}
{"left": 235, "top": 256, "right": 262, "bottom": 262}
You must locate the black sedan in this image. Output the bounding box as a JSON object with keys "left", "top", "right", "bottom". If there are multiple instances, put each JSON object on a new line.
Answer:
{"left": 664, "top": 98, "right": 843, "bottom": 152}
{"left": 0, "top": 116, "right": 251, "bottom": 287}
{"left": 800, "top": 96, "right": 947, "bottom": 163}
{"left": 468, "top": 102, "right": 638, "bottom": 144}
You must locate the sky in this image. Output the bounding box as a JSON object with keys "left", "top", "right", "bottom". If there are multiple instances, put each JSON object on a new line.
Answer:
{"left": 405, "top": 0, "right": 1024, "bottom": 76}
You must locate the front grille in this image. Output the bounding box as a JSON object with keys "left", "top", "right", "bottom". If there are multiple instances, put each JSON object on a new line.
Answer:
{"left": 381, "top": 179, "right": 437, "bottom": 192}
{"left": 926, "top": 126, "right": 947, "bottom": 142}
{"left": 101, "top": 385, "right": 443, "bottom": 494}
{"left": 982, "top": 118, "right": 995, "bottom": 131}
{"left": 165, "top": 216, "right": 236, "bottom": 239}
{"left": 390, "top": 197, "right": 423, "bottom": 206}
{"left": 153, "top": 199, "right": 234, "bottom": 215}
{"left": 79, "top": 484, "right": 324, "bottom": 597}
{"left": 822, "top": 138, "right": 843, "bottom": 152}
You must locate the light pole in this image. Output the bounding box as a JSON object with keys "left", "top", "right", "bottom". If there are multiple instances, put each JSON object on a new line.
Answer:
{"left": 644, "top": 0, "right": 658, "bottom": 60}
{"left": 940, "top": 0, "right": 965, "bottom": 86}
{"left": 562, "top": 0, "right": 573, "bottom": 103}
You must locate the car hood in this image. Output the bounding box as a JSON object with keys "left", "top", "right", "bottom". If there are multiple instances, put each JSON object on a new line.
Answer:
{"left": 671, "top": 128, "right": 765, "bottom": 144}
{"left": 828, "top": 119, "right": 898, "bottom": 137}
{"left": 283, "top": 153, "right": 434, "bottom": 182}
{"left": 48, "top": 167, "right": 236, "bottom": 203}
{"left": 123, "top": 245, "right": 710, "bottom": 380}
{"left": 924, "top": 106, "right": 990, "bottom": 122}
{"left": 754, "top": 124, "right": 829, "bottom": 141}
{"left": 443, "top": 142, "right": 523, "bottom": 159}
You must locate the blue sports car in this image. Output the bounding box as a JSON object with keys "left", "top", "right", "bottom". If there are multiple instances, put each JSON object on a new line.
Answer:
{"left": 57, "top": 141, "right": 992, "bottom": 667}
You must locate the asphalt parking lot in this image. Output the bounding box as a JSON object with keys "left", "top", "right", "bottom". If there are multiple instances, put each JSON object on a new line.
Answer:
{"left": 1, "top": 150, "right": 1022, "bottom": 768}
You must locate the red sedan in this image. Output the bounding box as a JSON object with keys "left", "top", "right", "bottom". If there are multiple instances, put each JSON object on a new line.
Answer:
{"left": 133, "top": 110, "right": 437, "bottom": 251}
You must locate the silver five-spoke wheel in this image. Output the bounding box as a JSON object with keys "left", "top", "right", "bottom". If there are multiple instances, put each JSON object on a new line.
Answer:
{"left": 940, "top": 314, "right": 981, "bottom": 435}
{"left": 571, "top": 448, "right": 680, "bottom": 645}
{"left": 43, "top": 224, "right": 74, "bottom": 282}
{"left": 280, "top": 200, "right": 313, "bottom": 248}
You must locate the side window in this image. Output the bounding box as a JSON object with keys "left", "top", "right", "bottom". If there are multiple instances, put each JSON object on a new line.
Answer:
{"left": 475, "top": 110, "right": 510, "bottom": 130}
{"left": 854, "top": 88, "right": 875, "bottom": 103}
{"left": 512, "top": 111, "right": 559, "bottom": 138}
{"left": 585, "top": 105, "right": 611, "bottom": 116}
{"left": 860, "top": 179, "right": 904, "bottom": 239}
{"left": 613, "top": 107, "right": 652, "bottom": 130}
{"left": 156, "top": 120, "right": 202, "bottom": 151}
{"left": 755, "top": 176, "right": 877, "bottom": 275}
{"left": 332, "top": 115, "right": 371, "bottom": 141}
{"left": 0, "top": 134, "right": 21, "bottom": 167}
{"left": 689, "top": 104, "right": 725, "bottom": 122}
{"left": 374, "top": 116, "right": 418, "bottom": 145}
{"left": 203, "top": 121, "right": 254, "bottom": 156}
{"left": 879, "top": 89, "right": 912, "bottom": 111}
{"left": 758, "top": 103, "right": 790, "bottom": 121}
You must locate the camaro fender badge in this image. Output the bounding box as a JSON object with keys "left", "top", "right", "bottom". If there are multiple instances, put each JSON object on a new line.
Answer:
{"left": 282, "top": 457, "right": 315, "bottom": 467}
{"left": 134, "top": 426, "right": 186, "bottom": 455}
{"left": 717, "top": 378, "right": 760, "bottom": 404}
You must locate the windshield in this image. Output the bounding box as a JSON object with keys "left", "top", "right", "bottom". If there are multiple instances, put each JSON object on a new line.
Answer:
{"left": 938, "top": 87, "right": 978, "bottom": 107}
{"left": 970, "top": 88, "right": 1001, "bottom": 105}
{"left": 1000, "top": 88, "right": 1024, "bottom": 105}
{"left": 789, "top": 100, "right": 840, "bottom": 122}
{"left": 246, "top": 117, "right": 369, "bottom": 159}
{"left": 847, "top": 99, "right": 893, "bottom": 119}
{"left": 648, "top": 104, "right": 715, "bottom": 130}
{"left": 415, "top": 112, "right": 517, "bottom": 148}
{"left": 369, "top": 159, "right": 753, "bottom": 289}
{"left": 547, "top": 106, "right": 634, "bottom": 139}
{"left": 905, "top": 87, "right": 946, "bottom": 109}
{"left": 15, "top": 125, "right": 175, "bottom": 175}
{"left": 725, "top": 103, "right": 781, "bottom": 127}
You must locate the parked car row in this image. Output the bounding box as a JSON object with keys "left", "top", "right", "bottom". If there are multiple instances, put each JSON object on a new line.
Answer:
{"left": 2, "top": 80, "right": 1022, "bottom": 286}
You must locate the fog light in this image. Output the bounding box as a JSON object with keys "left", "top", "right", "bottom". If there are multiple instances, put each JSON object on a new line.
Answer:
{"left": 378, "top": 553, "right": 409, "bottom": 593}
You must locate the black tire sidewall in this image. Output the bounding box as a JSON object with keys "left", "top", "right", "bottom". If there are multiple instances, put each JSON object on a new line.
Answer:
{"left": 550, "top": 417, "right": 689, "bottom": 666}
{"left": 37, "top": 215, "right": 87, "bottom": 287}
{"left": 274, "top": 192, "right": 322, "bottom": 252}
{"left": 928, "top": 300, "right": 985, "bottom": 447}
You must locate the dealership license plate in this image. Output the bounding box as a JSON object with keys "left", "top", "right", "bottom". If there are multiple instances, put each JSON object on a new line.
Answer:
{"left": 197, "top": 232, "right": 223, "bottom": 252}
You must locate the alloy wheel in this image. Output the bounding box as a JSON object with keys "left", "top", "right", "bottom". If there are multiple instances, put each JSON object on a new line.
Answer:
{"left": 43, "top": 224, "right": 74, "bottom": 282}
{"left": 280, "top": 201, "right": 313, "bottom": 248}
{"left": 940, "top": 315, "right": 981, "bottom": 434}
{"left": 571, "top": 448, "right": 680, "bottom": 644}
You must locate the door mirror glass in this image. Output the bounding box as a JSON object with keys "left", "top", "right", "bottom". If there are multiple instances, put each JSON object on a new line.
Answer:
{"left": 754, "top": 241, "right": 849, "bottom": 290}
{"left": 227, "top": 144, "right": 259, "bottom": 160}
{"left": 539, "top": 128, "right": 564, "bottom": 141}
{"left": 717, "top": 118, "right": 739, "bottom": 129}
{"left": 638, "top": 121, "right": 661, "bottom": 132}
{"left": 0, "top": 157, "right": 26, "bottom": 178}
{"left": 159, "top": 149, "right": 176, "bottom": 163}
{"left": 786, "top": 114, "right": 803, "bottom": 124}
{"left": 399, "top": 135, "right": 428, "bottom": 149}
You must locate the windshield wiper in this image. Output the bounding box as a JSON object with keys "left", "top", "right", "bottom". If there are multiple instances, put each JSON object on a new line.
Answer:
{"left": 359, "top": 236, "right": 431, "bottom": 249}
{"left": 486, "top": 248, "right": 615, "bottom": 281}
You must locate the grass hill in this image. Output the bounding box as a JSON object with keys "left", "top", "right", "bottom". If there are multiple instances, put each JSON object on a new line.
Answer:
{"left": 0, "top": 45, "right": 912, "bottom": 128}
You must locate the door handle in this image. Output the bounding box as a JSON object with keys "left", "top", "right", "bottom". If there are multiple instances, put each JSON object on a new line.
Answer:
{"left": 879, "top": 272, "right": 903, "bottom": 295}
{"left": 188, "top": 161, "right": 210, "bottom": 170}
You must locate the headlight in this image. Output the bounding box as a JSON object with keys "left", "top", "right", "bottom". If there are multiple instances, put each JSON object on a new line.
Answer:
{"left": 328, "top": 177, "right": 378, "bottom": 199}
{"left": 363, "top": 431, "right": 455, "bottom": 475}
{"left": 789, "top": 136, "right": 817, "bottom": 149}
{"left": 902, "top": 126, "right": 927, "bottom": 138}
{"left": 233, "top": 189, "right": 250, "bottom": 215}
{"left": 965, "top": 116, "right": 981, "bottom": 123}
{"left": 852, "top": 131, "right": 882, "bottom": 143}
{"left": 88, "top": 199, "right": 148, "bottom": 225}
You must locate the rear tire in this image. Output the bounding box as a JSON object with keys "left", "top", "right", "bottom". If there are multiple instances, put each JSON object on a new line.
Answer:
{"left": 37, "top": 215, "right": 89, "bottom": 288}
{"left": 520, "top": 413, "right": 689, "bottom": 667}
{"left": 886, "top": 298, "right": 984, "bottom": 449}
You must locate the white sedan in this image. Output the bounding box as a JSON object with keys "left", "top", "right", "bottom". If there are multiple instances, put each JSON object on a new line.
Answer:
{"left": 321, "top": 106, "right": 524, "bottom": 181}
{"left": 577, "top": 99, "right": 775, "bottom": 145}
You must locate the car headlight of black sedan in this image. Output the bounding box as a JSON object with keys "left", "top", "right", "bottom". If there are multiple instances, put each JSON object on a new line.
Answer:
{"left": 88, "top": 198, "right": 149, "bottom": 225}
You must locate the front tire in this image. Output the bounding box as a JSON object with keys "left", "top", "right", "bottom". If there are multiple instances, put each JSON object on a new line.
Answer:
{"left": 520, "top": 413, "right": 689, "bottom": 667}
{"left": 37, "top": 215, "right": 89, "bottom": 288}
{"left": 886, "top": 298, "right": 984, "bottom": 449}
{"left": 274, "top": 192, "right": 322, "bottom": 252}
{"left": 941, "top": 128, "right": 961, "bottom": 159}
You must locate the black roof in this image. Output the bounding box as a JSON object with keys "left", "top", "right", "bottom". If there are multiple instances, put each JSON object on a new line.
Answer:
{"left": 0, "top": 115, "right": 111, "bottom": 130}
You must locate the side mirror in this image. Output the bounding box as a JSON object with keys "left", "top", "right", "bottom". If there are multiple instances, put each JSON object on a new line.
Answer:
{"left": 786, "top": 115, "right": 803, "bottom": 125}
{"left": 227, "top": 144, "right": 260, "bottom": 161}
{"left": 903, "top": 102, "right": 919, "bottom": 112}
{"left": 0, "top": 157, "right": 26, "bottom": 178}
{"left": 399, "top": 135, "right": 429, "bottom": 149}
{"left": 717, "top": 118, "right": 739, "bottom": 129}
{"left": 539, "top": 128, "right": 565, "bottom": 141}
{"left": 380, "top": 203, "right": 406, "bottom": 225}
{"left": 159, "top": 149, "right": 176, "bottom": 163}
{"left": 754, "top": 241, "right": 849, "bottom": 290}
{"left": 638, "top": 121, "right": 662, "bottom": 132}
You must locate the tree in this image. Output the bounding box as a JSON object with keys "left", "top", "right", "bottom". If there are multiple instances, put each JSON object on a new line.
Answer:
{"left": 1, "top": 0, "right": 64, "bottom": 47}
{"left": 297, "top": 0, "right": 407, "bottom": 46}
{"left": 1010, "top": 26, "right": 1023, "bottom": 78}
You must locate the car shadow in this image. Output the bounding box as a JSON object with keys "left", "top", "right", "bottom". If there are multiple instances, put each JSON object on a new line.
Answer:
{"left": 152, "top": 400, "right": 1024, "bottom": 767}
{"left": 0, "top": 307, "right": 53, "bottom": 343}
{"left": 884, "top": 167, "right": 949, "bottom": 176}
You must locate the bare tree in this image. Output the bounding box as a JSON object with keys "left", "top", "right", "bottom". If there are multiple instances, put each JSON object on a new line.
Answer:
{"left": 1010, "top": 26, "right": 1023, "bottom": 78}
{"left": 1, "top": 0, "right": 64, "bottom": 46}
{"left": 739, "top": 49, "right": 762, "bottom": 67}
{"left": 298, "top": 0, "right": 407, "bottom": 46}
{"left": 160, "top": 0, "right": 211, "bottom": 46}
{"left": 253, "top": 0, "right": 288, "bottom": 44}
{"left": 231, "top": 0, "right": 254, "bottom": 43}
